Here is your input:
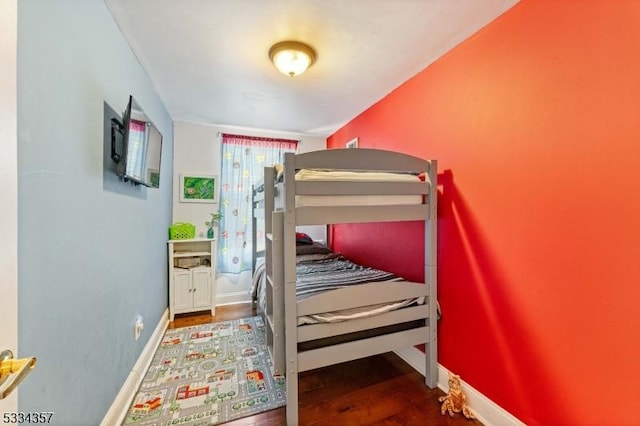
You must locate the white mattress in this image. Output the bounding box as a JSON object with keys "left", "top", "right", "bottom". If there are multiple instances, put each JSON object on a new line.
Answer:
{"left": 295, "top": 194, "right": 422, "bottom": 207}
{"left": 294, "top": 169, "right": 425, "bottom": 207}
{"left": 297, "top": 296, "right": 425, "bottom": 325}
{"left": 295, "top": 169, "right": 427, "bottom": 183}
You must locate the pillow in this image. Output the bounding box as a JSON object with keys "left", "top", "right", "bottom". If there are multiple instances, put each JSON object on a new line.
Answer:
{"left": 296, "top": 242, "right": 333, "bottom": 255}
{"left": 296, "top": 232, "right": 313, "bottom": 245}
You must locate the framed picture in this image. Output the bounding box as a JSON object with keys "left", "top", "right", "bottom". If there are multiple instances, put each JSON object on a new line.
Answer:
{"left": 179, "top": 174, "right": 217, "bottom": 203}
{"left": 346, "top": 137, "right": 359, "bottom": 149}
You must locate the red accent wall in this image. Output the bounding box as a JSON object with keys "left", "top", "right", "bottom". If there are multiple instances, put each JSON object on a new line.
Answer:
{"left": 327, "top": 1, "right": 640, "bottom": 425}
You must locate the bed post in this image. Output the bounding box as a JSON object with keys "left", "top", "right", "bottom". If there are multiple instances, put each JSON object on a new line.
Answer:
{"left": 282, "top": 152, "right": 300, "bottom": 425}
{"left": 263, "top": 166, "right": 275, "bottom": 237}
{"left": 252, "top": 182, "right": 258, "bottom": 275}
{"left": 425, "top": 159, "right": 438, "bottom": 388}
{"left": 270, "top": 210, "right": 285, "bottom": 376}
{"left": 253, "top": 166, "right": 275, "bottom": 275}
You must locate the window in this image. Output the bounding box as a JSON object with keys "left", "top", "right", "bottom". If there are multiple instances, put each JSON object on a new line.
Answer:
{"left": 218, "top": 133, "right": 297, "bottom": 273}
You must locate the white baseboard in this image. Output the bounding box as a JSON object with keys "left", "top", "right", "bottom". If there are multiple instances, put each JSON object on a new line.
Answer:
{"left": 215, "top": 291, "right": 252, "bottom": 307}
{"left": 394, "top": 347, "right": 525, "bottom": 426}
{"left": 101, "top": 309, "right": 169, "bottom": 426}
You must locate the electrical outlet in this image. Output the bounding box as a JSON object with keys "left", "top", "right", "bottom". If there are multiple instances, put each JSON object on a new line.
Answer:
{"left": 134, "top": 315, "right": 144, "bottom": 341}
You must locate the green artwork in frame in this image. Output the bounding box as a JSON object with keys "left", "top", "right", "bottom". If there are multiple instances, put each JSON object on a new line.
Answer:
{"left": 149, "top": 170, "right": 160, "bottom": 188}
{"left": 179, "top": 174, "right": 217, "bottom": 203}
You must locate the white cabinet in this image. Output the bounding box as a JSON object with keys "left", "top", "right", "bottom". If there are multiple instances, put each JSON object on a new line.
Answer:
{"left": 168, "top": 238, "right": 217, "bottom": 321}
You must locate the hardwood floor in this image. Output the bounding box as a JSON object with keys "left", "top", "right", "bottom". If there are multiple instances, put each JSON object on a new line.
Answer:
{"left": 170, "top": 305, "right": 482, "bottom": 426}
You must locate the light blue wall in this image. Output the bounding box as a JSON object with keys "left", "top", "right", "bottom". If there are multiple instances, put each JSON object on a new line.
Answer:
{"left": 17, "top": 1, "right": 173, "bottom": 424}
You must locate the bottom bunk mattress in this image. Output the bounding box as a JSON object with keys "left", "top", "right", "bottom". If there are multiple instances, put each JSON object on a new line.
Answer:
{"left": 251, "top": 246, "right": 425, "bottom": 326}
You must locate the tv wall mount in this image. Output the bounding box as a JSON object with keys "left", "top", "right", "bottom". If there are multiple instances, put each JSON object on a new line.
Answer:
{"left": 110, "top": 117, "right": 124, "bottom": 164}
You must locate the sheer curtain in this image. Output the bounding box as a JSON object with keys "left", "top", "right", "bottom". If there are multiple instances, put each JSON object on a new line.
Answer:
{"left": 218, "top": 133, "right": 297, "bottom": 273}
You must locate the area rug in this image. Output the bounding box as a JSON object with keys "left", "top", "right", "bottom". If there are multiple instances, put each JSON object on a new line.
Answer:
{"left": 123, "top": 316, "right": 286, "bottom": 425}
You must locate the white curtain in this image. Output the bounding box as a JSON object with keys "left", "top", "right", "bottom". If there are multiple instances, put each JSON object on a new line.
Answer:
{"left": 218, "top": 134, "right": 297, "bottom": 273}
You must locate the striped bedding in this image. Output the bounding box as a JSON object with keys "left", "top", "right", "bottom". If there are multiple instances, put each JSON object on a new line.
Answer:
{"left": 295, "top": 253, "right": 403, "bottom": 300}
{"left": 252, "top": 253, "right": 425, "bottom": 325}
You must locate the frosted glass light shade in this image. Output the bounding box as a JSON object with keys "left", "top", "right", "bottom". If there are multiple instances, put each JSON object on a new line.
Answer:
{"left": 269, "top": 41, "right": 317, "bottom": 77}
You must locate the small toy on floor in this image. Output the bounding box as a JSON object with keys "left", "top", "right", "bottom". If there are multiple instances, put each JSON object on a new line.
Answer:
{"left": 438, "top": 373, "right": 475, "bottom": 419}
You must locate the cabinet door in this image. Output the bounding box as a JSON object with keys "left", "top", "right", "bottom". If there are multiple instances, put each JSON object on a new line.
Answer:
{"left": 191, "top": 267, "right": 211, "bottom": 309}
{"left": 173, "top": 270, "right": 192, "bottom": 311}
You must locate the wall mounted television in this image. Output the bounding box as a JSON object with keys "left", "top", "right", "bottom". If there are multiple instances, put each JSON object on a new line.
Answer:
{"left": 110, "top": 95, "right": 163, "bottom": 188}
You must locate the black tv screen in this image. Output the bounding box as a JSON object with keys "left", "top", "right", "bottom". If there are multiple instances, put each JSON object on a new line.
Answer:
{"left": 116, "top": 95, "right": 163, "bottom": 188}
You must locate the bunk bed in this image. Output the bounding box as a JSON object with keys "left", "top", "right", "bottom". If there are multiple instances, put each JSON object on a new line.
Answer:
{"left": 251, "top": 148, "right": 438, "bottom": 425}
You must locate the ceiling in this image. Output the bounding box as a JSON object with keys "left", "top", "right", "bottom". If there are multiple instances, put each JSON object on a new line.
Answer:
{"left": 105, "top": 0, "right": 517, "bottom": 137}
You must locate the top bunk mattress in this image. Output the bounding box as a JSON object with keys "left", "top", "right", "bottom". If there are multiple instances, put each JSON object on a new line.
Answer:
{"left": 292, "top": 168, "right": 427, "bottom": 207}
{"left": 295, "top": 194, "right": 421, "bottom": 207}
{"left": 295, "top": 169, "right": 426, "bottom": 182}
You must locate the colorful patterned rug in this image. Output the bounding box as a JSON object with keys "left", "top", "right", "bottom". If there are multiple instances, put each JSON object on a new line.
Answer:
{"left": 123, "top": 316, "right": 286, "bottom": 425}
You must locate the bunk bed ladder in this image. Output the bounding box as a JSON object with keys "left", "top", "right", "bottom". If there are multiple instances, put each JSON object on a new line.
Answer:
{"left": 269, "top": 211, "right": 285, "bottom": 376}
{"left": 251, "top": 183, "right": 259, "bottom": 276}
{"left": 261, "top": 166, "right": 285, "bottom": 375}
{"left": 283, "top": 153, "right": 300, "bottom": 426}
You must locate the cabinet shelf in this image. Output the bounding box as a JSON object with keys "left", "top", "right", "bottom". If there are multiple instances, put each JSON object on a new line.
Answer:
{"left": 168, "top": 237, "right": 216, "bottom": 243}
{"left": 173, "top": 251, "right": 211, "bottom": 258}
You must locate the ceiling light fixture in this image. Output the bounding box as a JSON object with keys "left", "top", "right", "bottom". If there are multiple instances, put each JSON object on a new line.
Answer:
{"left": 268, "top": 41, "right": 317, "bottom": 77}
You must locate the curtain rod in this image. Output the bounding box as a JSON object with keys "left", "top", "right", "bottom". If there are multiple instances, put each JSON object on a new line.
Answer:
{"left": 217, "top": 131, "right": 301, "bottom": 143}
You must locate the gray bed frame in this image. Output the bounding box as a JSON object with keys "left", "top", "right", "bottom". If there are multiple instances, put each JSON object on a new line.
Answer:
{"left": 252, "top": 148, "right": 438, "bottom": 425}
